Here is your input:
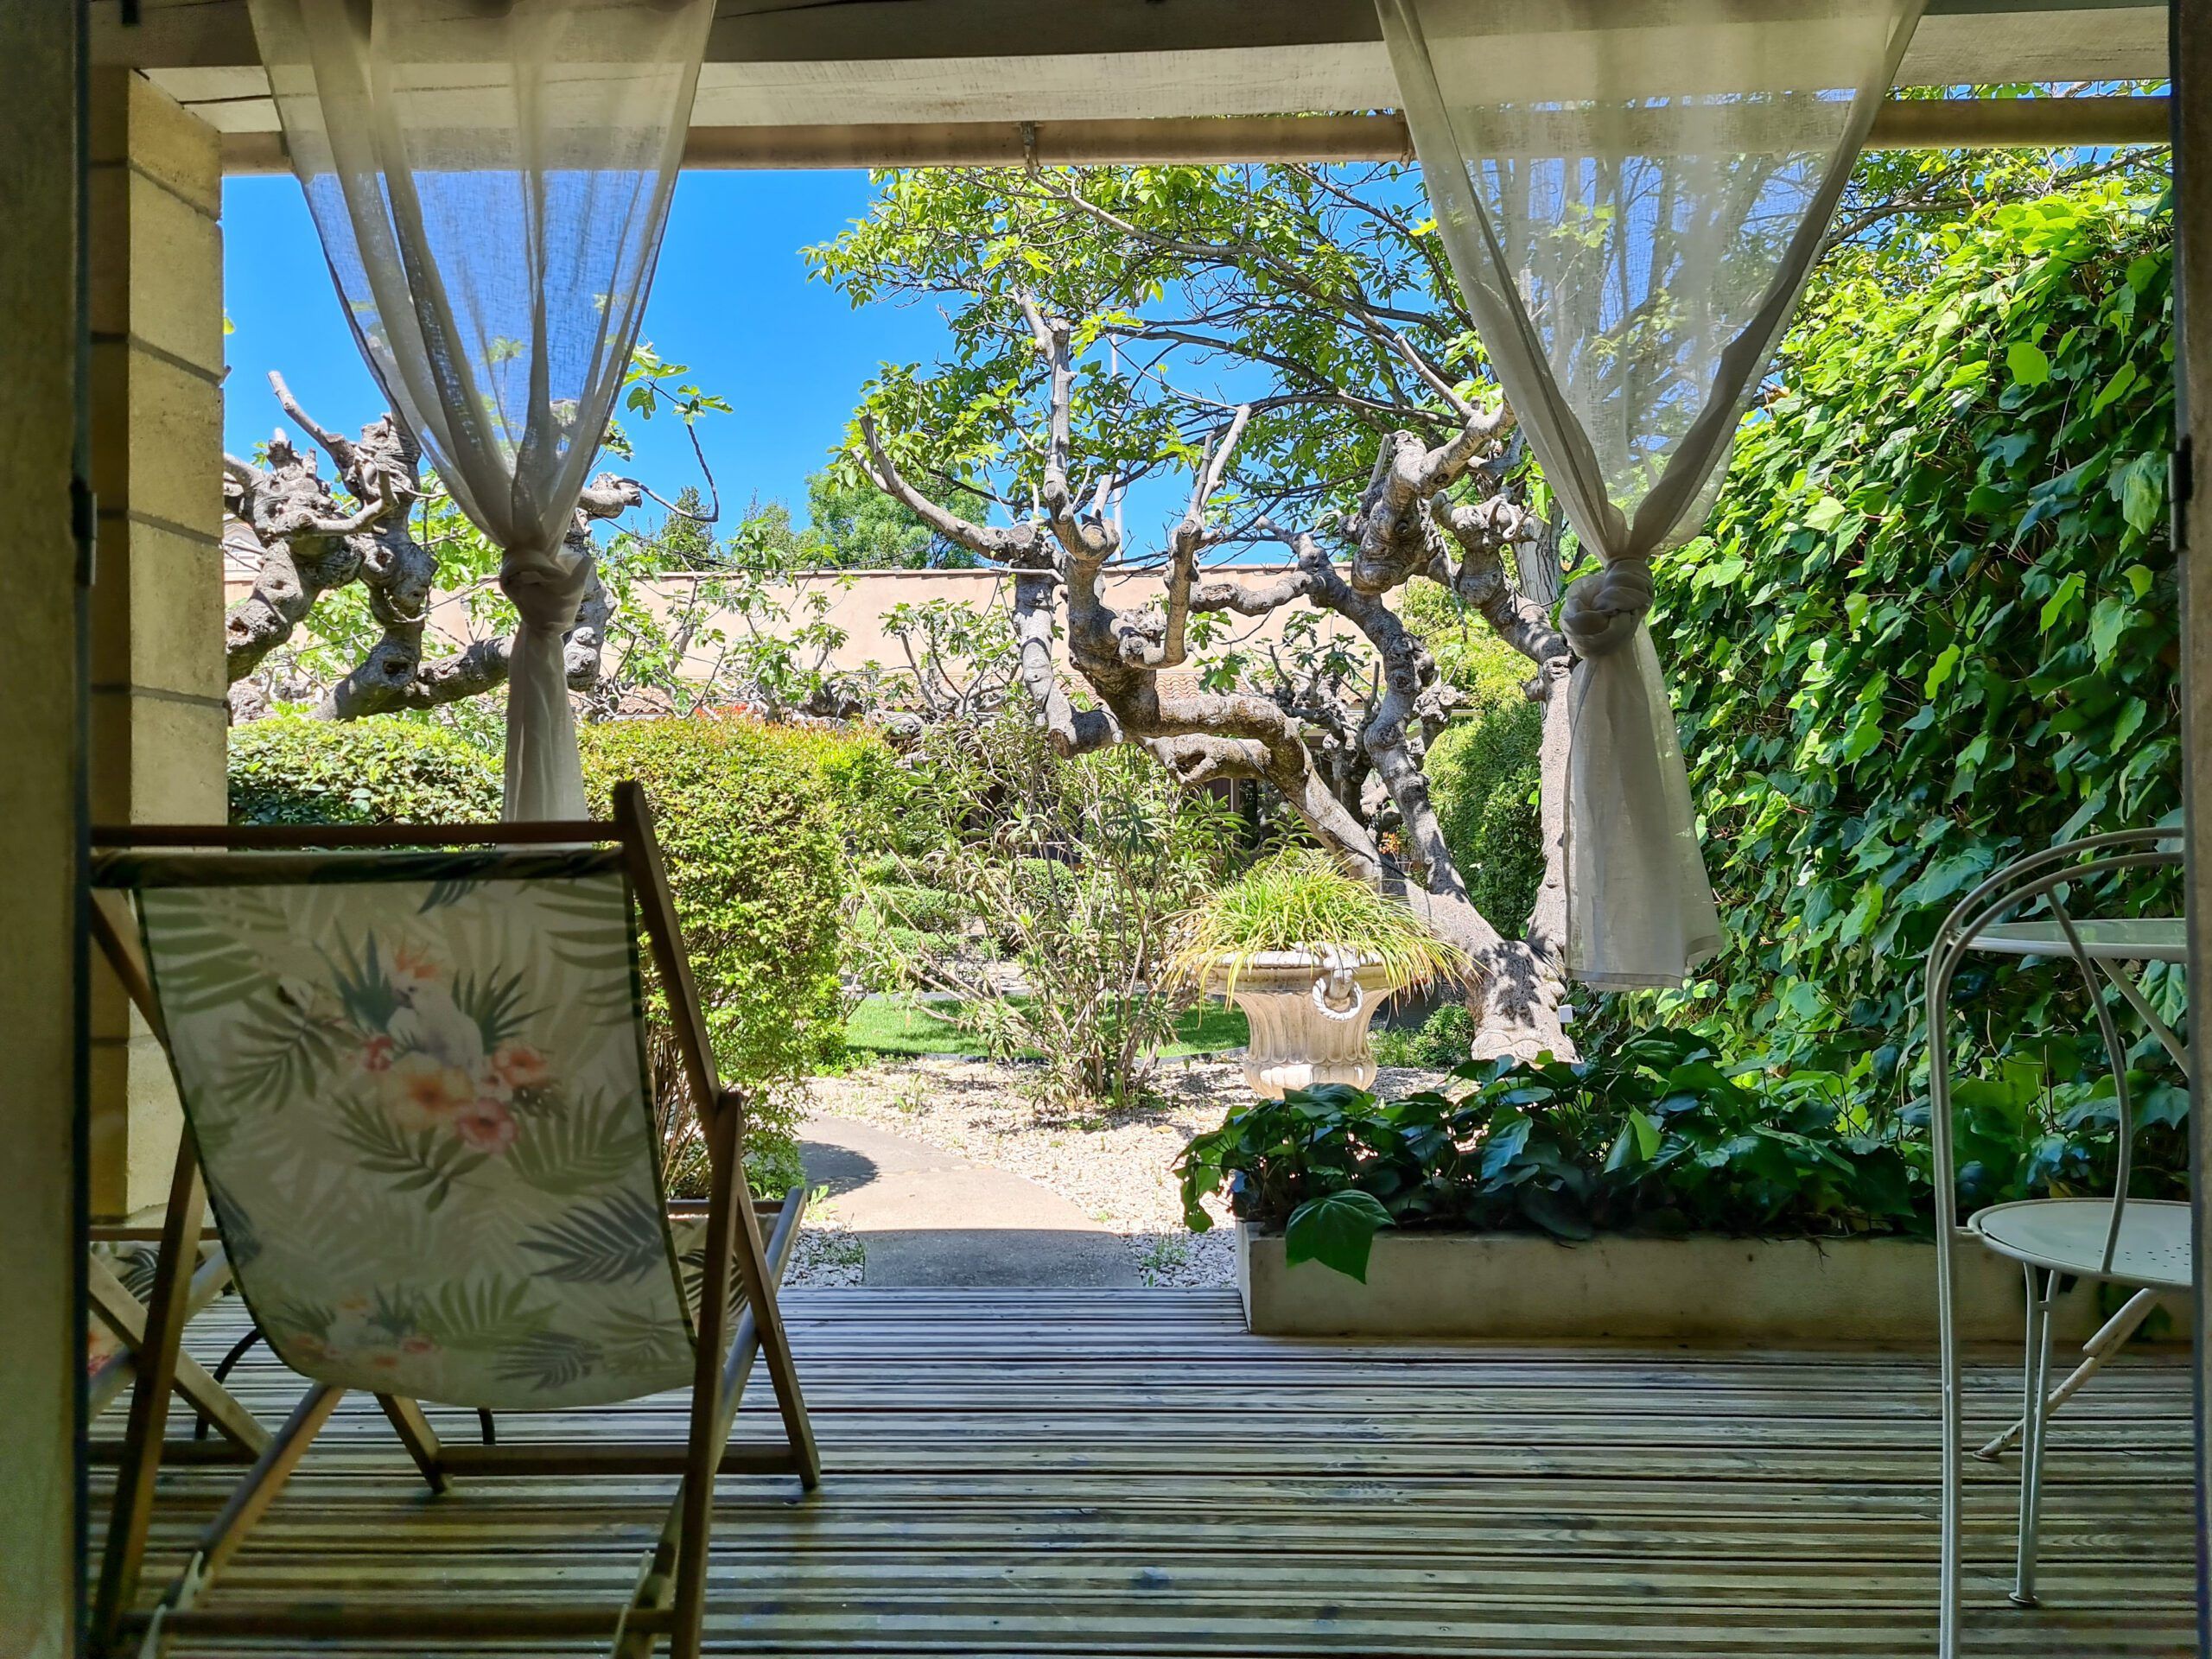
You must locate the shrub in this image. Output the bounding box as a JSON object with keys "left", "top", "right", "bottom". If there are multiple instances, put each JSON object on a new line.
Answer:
{"left": 1373, "top": 1002, "right": 1475, "bottom": 1070}
{"left": 228, "top": 714, "right": 501, "bottom": 825}
{"left": 579, "top": 715, "right": 847, "bottom": 1195}
{"left": 876, "top": 710, "right": 1239, "bottom": 1108}
{"left": 1177, "top": 1027, "right": 2189, "bottom": 1280}
{"left": 760, "top": 721, "right": 906, "bottom": 860}
{"left": 1425, "top": 701, "right": 1545, "bottom": 932}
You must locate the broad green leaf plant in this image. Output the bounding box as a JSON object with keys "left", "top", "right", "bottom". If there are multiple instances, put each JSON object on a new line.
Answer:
{"left": 1178, "top": 1027, "right": 2187, "bottom": 1281}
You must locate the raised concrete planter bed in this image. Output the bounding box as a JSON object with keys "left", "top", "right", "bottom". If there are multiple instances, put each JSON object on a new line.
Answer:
{"left": 1235, "top": 1222, "right": 2183, "bottom": 1344}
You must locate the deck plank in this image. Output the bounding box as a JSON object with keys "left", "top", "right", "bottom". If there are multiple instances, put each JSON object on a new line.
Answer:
{"left": 97, "top": 1287, "right": 2196, "bottom": 1656}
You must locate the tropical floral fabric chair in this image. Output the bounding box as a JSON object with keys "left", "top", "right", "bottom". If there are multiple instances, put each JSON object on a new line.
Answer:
{"left": 88, "top": 786, "right": 817, "bottom": 1659}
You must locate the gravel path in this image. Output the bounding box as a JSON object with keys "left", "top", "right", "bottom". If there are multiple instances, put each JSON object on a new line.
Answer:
{"left": 791, "top": 1054, "right": 1451, "bottom": 1287}
{"left": 785, "top": 1206, "right": 864, "bottom": 1287}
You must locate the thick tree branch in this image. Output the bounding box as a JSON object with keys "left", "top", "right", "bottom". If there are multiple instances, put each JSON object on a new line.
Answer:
{"left": 857, "top": 411, "right": 1051, "bottom": 568}
{"left": 227, "top": 384, "right": 621, "bottom": 723}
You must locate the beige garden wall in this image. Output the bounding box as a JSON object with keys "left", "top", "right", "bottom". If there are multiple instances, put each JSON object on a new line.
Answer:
{"left": 225, "top": 561, "right": 1367, "bottom": 691}
{"left": 655, "top": 564, "right": 1363, "bottom": 684}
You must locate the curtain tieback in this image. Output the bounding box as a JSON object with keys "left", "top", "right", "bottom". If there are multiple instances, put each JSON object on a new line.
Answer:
{"left": 499, "top": 541, "right": 592, "bottom": 632}
{"left": 1560, "top": 556, "right": 1654, "bottom": 659}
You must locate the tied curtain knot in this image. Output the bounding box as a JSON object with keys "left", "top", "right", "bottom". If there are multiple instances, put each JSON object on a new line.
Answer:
{"left": 499, "top": 537, "right": 592, "bottom": 632}
{"left": 1560, "top": 556, "right": 1654, "bottom": 660}
{"left": 499, "top": 531, "right": 594, "bottom": 818}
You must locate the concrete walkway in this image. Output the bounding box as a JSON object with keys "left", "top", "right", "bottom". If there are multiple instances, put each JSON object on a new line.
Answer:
{"left": 801, "top": 1116, "right": 1138, "bottom": 1288}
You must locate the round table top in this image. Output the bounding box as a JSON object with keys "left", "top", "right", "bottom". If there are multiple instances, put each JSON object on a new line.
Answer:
{"left": 1969, "top": 918, "right": 2187, "bottom": 964}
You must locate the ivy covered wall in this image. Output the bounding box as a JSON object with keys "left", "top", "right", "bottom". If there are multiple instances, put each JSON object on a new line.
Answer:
{"left": 1632, "top": 188, "right": 2180, "bottom": 1096}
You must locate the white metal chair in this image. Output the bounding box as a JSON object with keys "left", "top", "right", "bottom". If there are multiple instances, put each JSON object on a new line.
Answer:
{"left": 1928, "top": 828, "right": 2190, "bottom": 1657}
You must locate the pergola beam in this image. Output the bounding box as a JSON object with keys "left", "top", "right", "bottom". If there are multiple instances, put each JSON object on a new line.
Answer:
{"left": 212, "top": 99, "right": 2171, "bottom": 177}
{"left": 99, "top": 0, "right": 2170, "bottom": 160}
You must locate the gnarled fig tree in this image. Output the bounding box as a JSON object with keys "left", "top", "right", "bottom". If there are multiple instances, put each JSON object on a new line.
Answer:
{"left": 222, "top": 353, "right": 736, "bottom": 722}
{"left": 855, "top": 292, "right": 1573, "bottom": 1058}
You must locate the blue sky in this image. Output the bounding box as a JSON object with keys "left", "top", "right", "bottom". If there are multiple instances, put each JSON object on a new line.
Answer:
{"left": 223, "top": 170, "right": 954, "bottom": 531}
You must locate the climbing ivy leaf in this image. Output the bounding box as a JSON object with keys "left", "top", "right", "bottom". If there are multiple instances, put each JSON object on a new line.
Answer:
{"left": 2005, "top": 340, "right": 2050, "bottom": 385}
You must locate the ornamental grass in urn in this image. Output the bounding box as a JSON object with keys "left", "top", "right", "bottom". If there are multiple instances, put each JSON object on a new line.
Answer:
{"left": 1166, "top": 849, "right": 1471, "bottom": 1098}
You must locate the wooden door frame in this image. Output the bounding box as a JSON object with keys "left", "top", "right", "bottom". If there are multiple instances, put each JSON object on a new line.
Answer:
{"left": 2171, "top": 1, "right": 2212, "bottom": 1645}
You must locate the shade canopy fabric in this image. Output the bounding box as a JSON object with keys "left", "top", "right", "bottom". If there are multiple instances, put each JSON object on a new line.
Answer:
{"left": 1379, "top": 0, "right": 1923, "bottom": 986}
{"left": 247, "top": 0, "right": 714, "bottom": 818}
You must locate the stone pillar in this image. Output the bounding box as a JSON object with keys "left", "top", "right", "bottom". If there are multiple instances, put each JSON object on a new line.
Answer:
{"left": 86, "top": 69, "right": 226, "bottom": 1220}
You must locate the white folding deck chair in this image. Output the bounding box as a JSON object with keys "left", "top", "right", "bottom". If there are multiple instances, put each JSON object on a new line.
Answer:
{"left": 87, "top": 783, "right": 818, "bottom": 1658}
{"left": 1928, "top": 828, "right": 2190, "bottom": 1656}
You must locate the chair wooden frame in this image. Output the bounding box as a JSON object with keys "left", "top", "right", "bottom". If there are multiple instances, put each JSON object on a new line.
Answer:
{"left": 86, "top": 783, "right": 820, "bottom": 1658}
{"left": 85, "top": 1230, "right": 264, "bottom": 1459}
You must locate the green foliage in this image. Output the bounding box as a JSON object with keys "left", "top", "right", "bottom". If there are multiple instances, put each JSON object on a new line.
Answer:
{"left": 579, "top": 716, "right": 848, "bottom": 1194}
{"left": 1177, "top": 1027, "right": 2186, "bottom": 1279}
{"left": 228, "top": 715, "right": 501, "bottom": 825}
{"left": 1819, "top": 102, "right": 2168, "bottom": 299}
{"left": 1164, "top": 849, "right": 1470, "bottom": 996}
{"left": 760, "top": 721, "right": 906, "bottom": 861}
{"left": 798, "top": 467, "right": 987, "bottom": 568}
{"left": 1426, "top": 700, "right": 1545, "bottom": 932}
{"left": 1372, "top": 1002, "right": 1475, "bottom": 1070}
{"left": 808, "top": 162, "right": 1503, "bottom": 546}
{"left": 625, "top": 486, "right": 720, "bottom": 571}
{"left": 1631, "top": 187, "right": 2183, "bottom": 1097}
{"left": 1395, "top": 582, "right": 1533, "bottom": 712}
{"left": 1284, "top": 1189, "right": 1395, "bottom": 1283}
{"left": 870, "top": 711, "right": 1239, "bottom": 1108}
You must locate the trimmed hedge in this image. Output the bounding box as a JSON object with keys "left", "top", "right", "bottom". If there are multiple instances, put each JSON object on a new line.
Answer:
{"left": 229, "top": 715, "right": 500, "bottom": 825}
{"left": 581, "top": 715, "right": 849, "bottom": 1195}
{"left": 1427, "top": 698, "right": 1545, "bottom": 933}
{"left": 226, "top": 711, "right": 851, "bottom": 1193}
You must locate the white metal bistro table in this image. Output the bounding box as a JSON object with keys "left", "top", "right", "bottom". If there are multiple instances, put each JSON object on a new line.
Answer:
{"left": 1967, "top": 918, "right": 2188, "bottom": 1076}
{"left": 1961, "top": 919, "right": 2190, "bottom": 1452}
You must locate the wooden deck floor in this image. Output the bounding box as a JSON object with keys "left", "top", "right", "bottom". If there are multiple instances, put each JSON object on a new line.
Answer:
{"left": 110, "top": 1287, "right": 2196, "bottom": 1656}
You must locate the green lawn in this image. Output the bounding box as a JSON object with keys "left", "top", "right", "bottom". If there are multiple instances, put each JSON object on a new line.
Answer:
{"left": 845, "top": 995, "right": 1249, "bottom": 1061}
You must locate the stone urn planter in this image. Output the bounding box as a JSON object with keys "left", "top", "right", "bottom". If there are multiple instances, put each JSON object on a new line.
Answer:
{"left": 1209, "top": 949, "right": 1396, "bottom": 1098}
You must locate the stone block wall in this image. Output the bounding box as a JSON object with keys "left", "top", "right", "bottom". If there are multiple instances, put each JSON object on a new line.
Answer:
{"left": 87, "top": 69, "right": 226, "bottom": 1219}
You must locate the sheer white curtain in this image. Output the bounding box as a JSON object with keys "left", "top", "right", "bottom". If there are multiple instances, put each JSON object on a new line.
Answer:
{"left": 1379, "top": 0, "right": 1922, "bottom": 986}
{"left": 249, "top": 0, "right": 713, "bottom": 818}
